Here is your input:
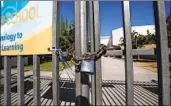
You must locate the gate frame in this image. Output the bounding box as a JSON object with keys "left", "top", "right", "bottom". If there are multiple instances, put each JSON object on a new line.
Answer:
{"left": 0, "top": 1, "right": 170, "bottom": 106}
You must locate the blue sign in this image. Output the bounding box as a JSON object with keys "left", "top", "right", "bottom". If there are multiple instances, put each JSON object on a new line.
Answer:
{"left": 1, "top": 1, "right": 28, "bottom": 25}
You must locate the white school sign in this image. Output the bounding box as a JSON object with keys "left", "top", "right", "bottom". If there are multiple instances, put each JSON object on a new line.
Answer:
{"left": 1, "top": 1, "right": 53, "bottom": 55}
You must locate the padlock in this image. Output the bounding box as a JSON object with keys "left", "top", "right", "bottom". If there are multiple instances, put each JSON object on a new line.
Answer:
{"left": 80, "top": 59, "right": 95, "bottom": 74}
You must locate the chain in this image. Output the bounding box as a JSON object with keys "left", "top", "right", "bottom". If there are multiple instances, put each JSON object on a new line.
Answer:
{"left": 48, "top": 44, "right": 110, "bottom": 66}
{"left": 66, "top": 44, "right": 109, "bottom": 66}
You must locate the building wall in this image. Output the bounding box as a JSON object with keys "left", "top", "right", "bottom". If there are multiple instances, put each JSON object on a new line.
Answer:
{"left": 111, "top": 25, "right": 155, "bottom": 46}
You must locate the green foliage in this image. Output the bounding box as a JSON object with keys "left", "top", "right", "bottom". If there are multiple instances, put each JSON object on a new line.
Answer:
{"left": 59, "top": 17, "right": 75, "bottom": 51}
{"left": 23, "top": 61, "right": 72, "bottom": 72}
{"left": 120, "top": 13, "right": 171, "bottom": 48}
{"left": 119, "top": 30, "right": 155, "bottom": 49}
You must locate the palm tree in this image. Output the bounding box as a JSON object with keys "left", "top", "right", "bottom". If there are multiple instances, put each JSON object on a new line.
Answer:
{"left": 119, "top": 30, "right": 139, "bottom": 49}
{"left": 119, "top": 37, "right": 124, "bottom": 46}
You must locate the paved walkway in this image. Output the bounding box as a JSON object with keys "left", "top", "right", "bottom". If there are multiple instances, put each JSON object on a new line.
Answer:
{"left": 101, "top": 57, "right": 157, "bottom": 81}
{"left": 1, "top": 57, "right": 157, "bottom": 82}
{"left": 0, "top": 57, "right": 159, "bottom": 105}
{"left": 59, "top": 57, "right": 157, "bottom": 82}
{"left": 0, "top": 77, "right": 158, "bottom": 106}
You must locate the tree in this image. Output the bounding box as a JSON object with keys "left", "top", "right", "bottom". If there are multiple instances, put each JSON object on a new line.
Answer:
{"left": 145, "top": 30, "right": 155, "bottom": 44}
{"left": 119, "top": 30, "right": 155, "bottom": 49}
{"left": 131, "top": 30, "right": 139, "bottom": 49}
{"left": 119, "top": 30, "right": 139, "bottom": 49}
{"left": 59, "top": 17, "right": 75, "bottom": 51}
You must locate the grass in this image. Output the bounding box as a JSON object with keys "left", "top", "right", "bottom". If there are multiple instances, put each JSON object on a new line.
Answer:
{"left": 133, "top": 44, "right": 171, "bottom": 75}
{"left": 134, "top": 60, "right": 157, "bottom": 73}
{"left": 20, "top": 61, "right": 72, "bottom": 72}
{"left": 134, "top": 59, "right": 171, "bottom": 76}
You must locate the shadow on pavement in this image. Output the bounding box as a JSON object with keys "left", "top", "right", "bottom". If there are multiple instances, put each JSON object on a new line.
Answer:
{"left": 143, "top": 86, "right": 158, "bottom": 94}
{"left": 11, "top": 80, "right": 33, "bottom": 94}
{"left": 43, "top": 80, "right": 75, "bottom": 102}
{"left": 75, "top": 95, "right": 90, "bottom": 106}
{"left": 1, "top": 75, "right": 160, "bottom": 105}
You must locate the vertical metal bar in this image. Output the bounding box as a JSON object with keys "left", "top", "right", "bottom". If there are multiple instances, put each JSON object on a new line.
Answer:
{"left": 153, "top": 1, "right": 170, "bottom": 105}
{"left": 89, "top": 1, "right": 96, "bottom": 105}
{"left": 81, "top": 1, "right": 88, "bottom": 53}
{"left": 75, "top": 1, "right": 82, "bottom": 105}
{"left": 90, "top": 1, "right": 95, "bottom": 54}
{"left": 93, "top": 1, "right": 102, "bottom": 105}
{"left": 0, "top": 1, "right": 2, "bottom": 105}
{"left": 170, "top": 1, "right": 171, "bottom": 20}
{"left": 122, "top": 1, "right": 134, "bottom": 105}
{"left": 4, "top": 56, "right": 11, "bottom": 105}
{"left": 80, "top": 1, "right": 89, "bottom": 104}
{"left": 17, "top": 56, "right": 24, "bottom": 105}
{"left": 170, "top": 1, "right": 171, "bottom": 104}
{"left": 52, "top": 1, "right": 60, "bottom": 105}
{"left": 33, "top": 55, "right": 40, "bottom": 105}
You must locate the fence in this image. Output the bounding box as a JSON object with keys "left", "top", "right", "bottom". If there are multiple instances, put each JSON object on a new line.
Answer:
{"left": 0, "top": 1, "right": 170, "bottom": 106}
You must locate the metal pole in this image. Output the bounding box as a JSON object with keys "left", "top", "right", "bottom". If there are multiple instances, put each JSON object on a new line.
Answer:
{"left": 33, "top": 55, "right": 40, "bottom": 105}
{"left": 80, "top": 1, "right": 89, "bottom": 104}
{"left": 4, "top": 56, "right": 11, "bottom": 106}
{"left": 75, "top": 1, "right": 82, "bottom": 105}
{"left": 17, "top": 56, "right": 24, "bottom": 105}
{"left": 90, "top": 1, "right": 95, "bottom": 54}
{"left": 89, "top": 1, "right": 96, "bottom": 105}
{"left": 93, "top": 1, "right": 102, "bottom": 105}
{"left": 153, "top": 1, "right": 170, "bottom": 105}
{"left": 81, "top": 1, "right": 88, "bottom": 54}
{"left": 170, "top": 1, "right": 171, "bottom": 26}
{"left": 122, "top": 1, "right": 134, "bottom": 105}
{"left": 0, "top": 1, "right": 2, "bottom": 105}
{"left": 170, "top": 1, "right": 171, "bottom": 104}
{"left": 52, "top": 1, "right": 60, "bottom": 105}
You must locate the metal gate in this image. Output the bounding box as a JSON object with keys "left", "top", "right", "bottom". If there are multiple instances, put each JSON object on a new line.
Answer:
{"left": 0, "top": 1, "right": 170, "bottom": 106}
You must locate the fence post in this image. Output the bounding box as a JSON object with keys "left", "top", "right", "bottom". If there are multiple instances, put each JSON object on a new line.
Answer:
{"left": 4, "top": 56, "right": 11, "bottom": 105}
{"left": 0, "top": 1, "right": 1, "bottom": 105}
{"left": 80, "top": 1, "right": 89, "bottom": 104}
{"left": 52, "top": 1, "right": 60, "bottom": 105}
{"left": 75, "top": 1, "right": 82, "bottom": 105}
{"left": 122, "top": 1, "right": 134, "bottom": 105}
{"left": 153, "top": 1, "right": 170, "bottom": 105}
{"left": 81, "top": 1, "right": 88, "bottom": 54}
{"left": 93, "top": 1, "right": 102, "bottom": 105}
{"left": 17, "top": 56, "right": 24, "bottom": 105}
{"left": 89, "top": 1, "right": 96, "bottom": 105}
{"left": 33, "top": 55, "right": 40, "bottom": 105}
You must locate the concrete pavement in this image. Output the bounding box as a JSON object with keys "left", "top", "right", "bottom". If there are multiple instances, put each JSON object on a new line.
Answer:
{"left": 0, "top": 57, "right": 159, "bottom": 105}
{"left": 59, "top": 57, "right": 157, "bottom": 82}
{"left": 43, "top": 57, "right": 157, "bottom": 82}
{"left": 0, "top": 57, "right": 157, "bottom": 82}
{"left": 101, "top": 57, "right": 157, "bottom": 81}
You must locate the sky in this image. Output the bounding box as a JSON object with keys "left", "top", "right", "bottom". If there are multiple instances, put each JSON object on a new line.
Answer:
{"left": 1, "top": 1, "right": 170, "bottom": 37}
{"left": 59, "top": 1, "right": 171, "bottom": 37}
